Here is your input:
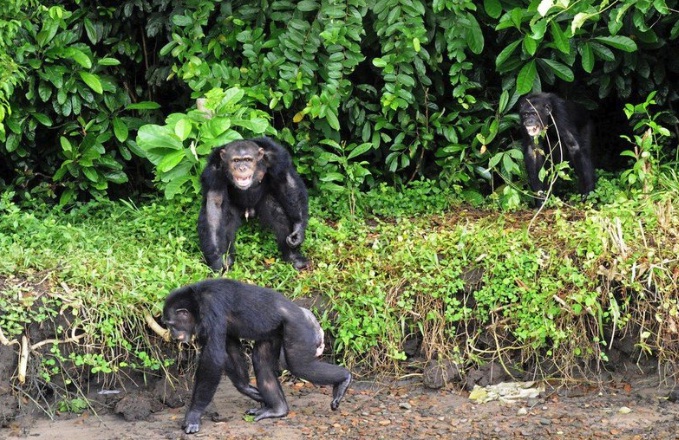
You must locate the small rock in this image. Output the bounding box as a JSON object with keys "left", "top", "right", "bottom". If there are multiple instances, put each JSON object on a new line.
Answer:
{"left": 399, "top": 402, "right": 412, "bottom": 410}
{"left": 539, "top": 418, "right": 552, "bottom": 426}
{"left": 517, "top": 407, "right": 528, "bottom": 416}
{"left": 618, "top": 406, "right": 632, "bottom": 414}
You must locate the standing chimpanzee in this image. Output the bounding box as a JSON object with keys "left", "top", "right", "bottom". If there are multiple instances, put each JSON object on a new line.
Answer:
{"left": 519, "top": 92, "right": 596, "bottom": 206}
{"left": 197, "top": 137, "right": 309, "bottom": 271}
{"left": 162, "top": 279, "right": 352, "bottom": 434}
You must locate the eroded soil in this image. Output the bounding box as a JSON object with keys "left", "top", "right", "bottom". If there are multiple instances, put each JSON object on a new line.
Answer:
{"left": 2, "top": 369, "right": 678, "bottom": 440}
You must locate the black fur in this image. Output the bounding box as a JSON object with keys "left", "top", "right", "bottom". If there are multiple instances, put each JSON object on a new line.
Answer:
{"left": 519, "top": 93, "right": 595, "bottom": 205}
{"left": 162, "top": 279, "right": 352, "bottom": 434}
{"left": 197, "top": 137, "right": 309, "bottom": 270}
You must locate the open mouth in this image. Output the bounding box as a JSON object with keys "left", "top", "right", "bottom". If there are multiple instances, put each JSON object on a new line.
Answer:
{"left": 234, "top": 176, "right": 254, "bottom": 189}
{"left": 526, "top": 125, "right": 542, "bottom": 137}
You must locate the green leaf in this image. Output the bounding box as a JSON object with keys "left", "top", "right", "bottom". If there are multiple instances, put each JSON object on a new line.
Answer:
{"left": 137, "top": 125, "right": 184, "bottom": 156}
{"left": 174, "top": 118, "right": 193, "bottom": 141}
{"left": 32, "top": 112, "right": 53, "bottom": 126}
{"left": 126, "top": 101, "right": 161, "bottom": 110}
{"left": 164, "top": 175, "right": 192, "bottom": 199}
{"left": 580, "top": 43, "right": 594, "bottom": 73}
{"left": 465, "top": 14, "right": 484, "bottom": 55}
{"left": 498, "top": 90, "right": 509, "bottom": 113}
{"left": 483, "top": 0, "right": 502, "bottom": 18}
{"left": 157, "top": 150, "right": 186, "bottom": 173}
{"left": 571, "top": 12, "right": 591, "bottom": 33}
{"left": 495, "top": 40, "right": 522, "bottom": 70}
{"left": 523, "top": 35, "right": 538, "bottom": 56}
{"left": 60, "top": 136, "right": 72, "bottom": 153}
{"left": 539, "top": 58, "right": 574, "bottom": 81}
{"left": 64, "top": 48, "right": 92, "bottom": 69}
{"left": 325, "top": 108, "right": 340, "bottom": 131}
{"left": 550, "top": 21, "right": 570, "bottom": 54}
{"left": 98, "top": 58, "right": 121, "bottom": 66}
{"left": 113, "top": 117, "right": 129, "bottom": 142}
{"left": 82, "top": 167, "right": 100, "bottom": 182}
{"left": 104, "top": 170, "right": 129, "bottom": 184}
{"left": 516, "top": 60, "right": 537, "bottom": 94}
{"left": 172, "top": 15, "right": 193, "bottom": 26}
{"left": 220, "top": 87, "right": 245, "bottom": 109}
{"left": 297, "top": 0, "right": 318, "bottom": 11}
{"left": 347, "top": 143, "right": 373, "bottom": 160}
{"left": 84, "top": 18, "right": 98, "bottom": 44}
{"left": 594, "top": 36, "right": 638, "bottom": 52}
{"left": 79, "top": 72, "right": 103, "bottom": 94}
{"left": 235, "top": 118, "right": 269, "bottom": 134}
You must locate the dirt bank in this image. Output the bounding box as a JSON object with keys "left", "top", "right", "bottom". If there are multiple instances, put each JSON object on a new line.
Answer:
{"left": 2, "top": 367, "right": 678, "bottom": 440}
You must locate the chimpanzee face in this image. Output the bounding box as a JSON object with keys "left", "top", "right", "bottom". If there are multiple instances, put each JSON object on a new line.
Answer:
{"left": 220, "top": 142, "right": 266, "bottom": 190}
{"left": 520, "top": 99, "right": 552, "bottom": 138}
{"left": 163, "top": 308, "right": 196, "bottom": 343}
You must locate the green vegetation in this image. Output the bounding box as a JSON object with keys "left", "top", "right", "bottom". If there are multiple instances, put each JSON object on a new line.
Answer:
{"left": 1, "top": 179, "right": 678, "bottom": 408}
{"left": 1, "top": 0, "right": 678, "bottom": 205}
{"left": 1, "top": 0, "right": 679, "bottom": 415}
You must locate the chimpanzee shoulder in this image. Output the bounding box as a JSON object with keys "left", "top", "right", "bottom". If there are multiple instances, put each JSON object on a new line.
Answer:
{"left": 249, "top": 137, "right": 295, "bottom": 177}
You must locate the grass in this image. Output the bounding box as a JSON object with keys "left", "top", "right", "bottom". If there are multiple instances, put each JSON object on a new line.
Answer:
{"left": 1, "top": 177, "right": 678, "bottom": 410}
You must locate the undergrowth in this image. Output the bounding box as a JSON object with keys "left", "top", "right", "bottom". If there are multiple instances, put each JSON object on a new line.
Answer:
{"left": 1, "top": 178, "right": 678, "bottom": 412}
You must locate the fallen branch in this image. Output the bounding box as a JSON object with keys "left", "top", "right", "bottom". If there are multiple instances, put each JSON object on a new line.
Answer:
{"left": 145, "top": 313, "right": 171, "bottom": 342}
{"left": 0, "top": 326, "right": 20, "bottom": 347}
{"left": 18, "top": 335, "right": 28, "bottom": 384}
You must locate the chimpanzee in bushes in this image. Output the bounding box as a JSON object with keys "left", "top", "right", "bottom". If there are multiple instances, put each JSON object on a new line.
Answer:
{"left": 518, "top": 92, "right": 596, "bottom": 206}
{"left": 197, "top": 137, "right": 309, "bottom": 271}
{"left": 162, "top": 278, "right": 352, "bottom": 434}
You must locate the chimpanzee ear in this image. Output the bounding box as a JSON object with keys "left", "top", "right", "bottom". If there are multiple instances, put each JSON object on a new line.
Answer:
{"left": 544, "top": 103, "right": 552, "bottom": 115}
{"left": 257, "top": 147, "right": 266, "bottom": 162}
{"left": 219, "top": 148, "right": 229, "bottom": 163}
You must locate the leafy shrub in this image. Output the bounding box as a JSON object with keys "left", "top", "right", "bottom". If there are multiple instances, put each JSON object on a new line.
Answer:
{"left": 135, "top": 87, "right": 273, "bottom": 198}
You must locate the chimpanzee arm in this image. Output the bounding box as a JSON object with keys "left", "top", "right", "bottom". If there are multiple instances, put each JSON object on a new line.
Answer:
{"left": 251, "top": 138, "right": 309, "bottom": 248}
{"left": 197, "top": 159, "right": 242, "bottom": 271}
{"left": 183, "top": 337, "right": 226, "bottom": 434}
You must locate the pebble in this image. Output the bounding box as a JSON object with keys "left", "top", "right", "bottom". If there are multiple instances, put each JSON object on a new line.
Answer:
{"left": 539, "top": 418, "right": 552, "bottom": 426}
{"left": 399, "top": 402, "right": 412, "bottom": 410}
{"left": 517, "top": 408, "right": 528, "bottom": 416}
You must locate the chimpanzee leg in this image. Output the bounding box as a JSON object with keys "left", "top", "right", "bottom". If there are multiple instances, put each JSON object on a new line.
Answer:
{"left": 562, "top": 130, "right": 595, "bottom": 197}
{"left": 258, "top": 197, "right": 308, "bottom": 269}
{"left": 282, "top": 321, "right": 351, "bottom": 411}
{"left": 183, "top": 344, "right": 225, "bottom": 434}
{"left": 572, "top": 123, "right": 596, "bottom": 196}
{"left": 247, "top": 339, "right": 289, "bottom": 420}
{"left": 223, "top": 338, "right": 262, "bottom": 402}
{"left": 198, "top": 191, "right": 241, "bottom": 271}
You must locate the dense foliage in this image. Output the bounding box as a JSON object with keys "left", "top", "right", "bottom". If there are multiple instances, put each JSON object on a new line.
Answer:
{"left": 1, "top": 182, "right": 679, "bottom": 411}
{"left": 1, "top": 0, "right": 677, "bottom": 205}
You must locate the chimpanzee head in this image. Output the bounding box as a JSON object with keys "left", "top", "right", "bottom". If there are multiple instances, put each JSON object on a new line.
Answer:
{"left": 219, "top": 141, "right": 266, "bottom": 190}
{"left": 163, "top": 293, "right": 198, "bottom": 343}
{"left": 519, "top": 95, "right": 552, "bottom": 138}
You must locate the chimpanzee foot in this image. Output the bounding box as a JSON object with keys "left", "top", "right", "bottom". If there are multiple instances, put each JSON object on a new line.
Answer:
{"left": 246, "top": 404, "right": 289, "bottom": 421}
{"left": 286, "top": 253, "right": 309, "bottom": 270}
{"left": 331, "top": 374, "right": 352, "bottom": 410}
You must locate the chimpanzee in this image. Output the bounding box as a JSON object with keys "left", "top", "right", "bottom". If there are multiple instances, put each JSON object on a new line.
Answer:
{"left": 162, "top": 279, "right": 352, "bottom": 434}
{"left": 197, "top": 137, "right": 309, "bottom": 271}
{"left": 519, "top": 92, "right": 596, "bottom": 205}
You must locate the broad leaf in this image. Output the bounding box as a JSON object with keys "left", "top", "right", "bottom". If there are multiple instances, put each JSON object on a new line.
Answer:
{"left": 516, "top": 60, "right": 537, "bottom": 94}
{"left": 540, "top": 59, "right": 574, "bottom": 81}
{"left": 594, "top": 36, "right": 638, "bottom": 52}
{"left": 79, "top": 72, "right": 103, "bottom": 94}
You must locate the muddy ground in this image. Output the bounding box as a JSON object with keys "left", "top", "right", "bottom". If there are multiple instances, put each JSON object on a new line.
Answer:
{"left": 1, "top": 363, "right": 678, "bottom": 440}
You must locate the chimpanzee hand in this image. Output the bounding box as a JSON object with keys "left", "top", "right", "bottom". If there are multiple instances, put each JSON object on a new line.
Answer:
{"left": 182, "top": 410, "right": 202, "bottom": 434}
{"left": 286, "top": 223, "right": 305, "bottom": 248}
